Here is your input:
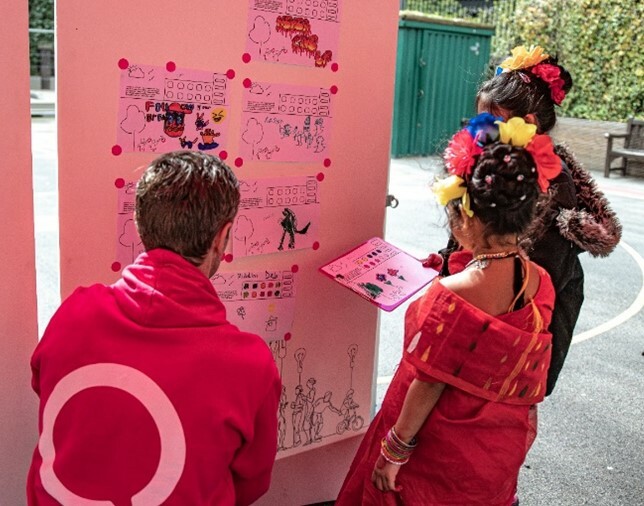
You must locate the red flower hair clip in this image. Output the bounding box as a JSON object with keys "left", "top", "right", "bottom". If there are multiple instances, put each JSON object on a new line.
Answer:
{"left": 443, "top": 130, "right": 482, "bottom": 177}
{"left": 530, "top": 63, "right": 566, "bottom": 105}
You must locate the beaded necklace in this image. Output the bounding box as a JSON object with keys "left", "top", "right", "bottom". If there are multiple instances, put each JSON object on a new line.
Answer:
{"left": 465, "top": 250, "right": 519, "bottom": 270}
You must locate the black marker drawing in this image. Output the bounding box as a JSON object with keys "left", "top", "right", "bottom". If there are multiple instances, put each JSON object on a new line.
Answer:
{"left": 278, "top": 208, "right": 311, "bottom": 250}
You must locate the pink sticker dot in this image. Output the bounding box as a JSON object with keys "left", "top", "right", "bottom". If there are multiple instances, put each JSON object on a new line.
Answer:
{"left": 225, "top": 254, "right": 234, "bottom": 263}
{"left": 284, "top": 333, "right": 292, "bottom": 341}
{"left": 331, "top": 63, "right": 339, "bottom": 72}
{"left": 166, "top": 61, "right": 176, "bottom": 72}
{"left": 312, "top": 242, "right": 320, "bottom": 251}
{"left": 219, "top": 150, "right": 228, "bottom": 160}
{"left": 323, "top": 158, "right": 331, "bottom": 167}
{"left": 243, "top": 78, "right": 252, "bottom": 88}
{"left": 111, "top": 145, "right": 122, "bottom": 156}
{"left": 316, "top": 172, "right": 325, "bottom": 181}
{"left": 291, "top": 265, "right": 299, "bottom": 273}
{"left": 226, "top": 69, "right": 236, "bottom": 79}
{"left": 330, "top": 85, "right": 338, "bottom": 95}
{"left": 111, "top": 262, "right": 122, "bottom": 272}
{"left": 118, "top": 58, "right": 129, "bottom": 70}
{"left": 234, "top": 157, "right": 244, "bottom": 168}
{"left": 114, "top": 178, "right": 125, "bottom": 188}
{"left": 242, "top": 53, "right": 252, "bottom": 64}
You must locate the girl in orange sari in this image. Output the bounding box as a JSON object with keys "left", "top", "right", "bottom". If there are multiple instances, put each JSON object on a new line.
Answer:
{"left": 336, "top": 115, "right": 562, "bottom": 505}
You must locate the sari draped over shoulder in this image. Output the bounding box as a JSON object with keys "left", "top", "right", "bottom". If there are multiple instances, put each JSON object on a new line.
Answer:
{"left": 336, "top": 265, "right": 555, "bottom": 506}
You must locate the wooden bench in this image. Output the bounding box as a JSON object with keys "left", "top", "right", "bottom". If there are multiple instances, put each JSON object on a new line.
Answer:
{"left": 604, "top": 117, "right": 644, "bottom": 177}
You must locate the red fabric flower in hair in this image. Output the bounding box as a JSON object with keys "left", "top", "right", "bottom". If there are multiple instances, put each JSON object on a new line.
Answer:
{"left": 531, "top": 63, "right": 566, "bottom": 105}
{"left": 525, "top": 134, "right": 562, "bottom": 191}
{"left": 443, "top": 129, "right": 482, "bottom": 177}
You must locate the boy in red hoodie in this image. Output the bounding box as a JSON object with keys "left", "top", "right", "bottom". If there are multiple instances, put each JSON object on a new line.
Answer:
{"left": 28, "top": 151, "right": 281, "bottom": 505}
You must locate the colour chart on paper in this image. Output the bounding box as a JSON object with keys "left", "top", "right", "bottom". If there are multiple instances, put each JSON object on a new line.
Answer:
{"left": 211, "top": 269, "right": 296, "bottom": 341}
{"left": 116, "top": 62, "right": 230, "bottom": 155}
{"left": 232, "top": 175, "right": 321, "bottom": 258}
{"left": 319, "top": 237, "right": 438, "bottom": 311}
{"left": 245, "top": 0, "right": 341, "bottom": 68}
{"left": 240, "top": 81, "right": 332, "bottom": 162}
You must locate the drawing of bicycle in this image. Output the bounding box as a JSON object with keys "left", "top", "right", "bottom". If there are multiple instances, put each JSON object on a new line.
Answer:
{"left": 336, "top": 408, "right": 364, "bottom": 435}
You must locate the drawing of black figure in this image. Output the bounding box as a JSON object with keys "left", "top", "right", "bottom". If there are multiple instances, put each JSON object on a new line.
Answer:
{"left": 278, "top": 386, "right": 288, "bottom": 450}
{"left": 278, "top": 208, "right": 311, "bottom": 250}
{"left": 336, "top": 388, "right": 364, "bottom": 435}
{"left": 312, "top": 391, "right": 342, "bottom": 442}
{"left": 302, "top": 377, "right": 317, "bottom": 446}
{"left": 291, "top": 384, "right": 309, "bottom": 447}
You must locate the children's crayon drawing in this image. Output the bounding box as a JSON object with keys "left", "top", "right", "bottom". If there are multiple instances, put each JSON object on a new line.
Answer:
{"left": 211, "top": 269, "right": 296, "bottom": 341}
{"left": 319, "top": 237, "right": 439, "bottom": 311}
{"left": 232, "top": 175, "right": 321, "bottom": 257}
{"left": 245, "top": 0, "right": 340, "bottom": 67}
{"left": 240, "top": 81, "right": 332, "bottom": 162}
{"left": 116, "top": 181, "right": 144, "bottom": 268}
{"left": 116, "top": 63, "right": 230, "bottom": 154}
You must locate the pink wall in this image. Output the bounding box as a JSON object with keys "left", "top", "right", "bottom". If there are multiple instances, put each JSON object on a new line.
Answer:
{"left": 0, "top": 2, "right": 39, "bottom": 503}
{"left": 57, "top": 1, "right": 399, "bottom": 503}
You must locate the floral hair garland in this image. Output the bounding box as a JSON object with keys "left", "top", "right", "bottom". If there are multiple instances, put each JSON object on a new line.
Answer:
{"left": 495, "top": 45, "right": 567, "bottom": 106}
{"left": 433, "top": 113, "right": 562, "bottom": 216}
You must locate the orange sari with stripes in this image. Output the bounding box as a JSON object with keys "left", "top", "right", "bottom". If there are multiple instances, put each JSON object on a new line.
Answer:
{"left": 336, "top": 266, "right": 555, "bottom": 506}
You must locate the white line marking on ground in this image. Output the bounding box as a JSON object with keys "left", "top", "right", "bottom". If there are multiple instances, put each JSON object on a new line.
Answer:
{"left": 572, "top": 240, "right": 644, "bottom": 344}
{"left": 376, "top": 240, "right": 644, "bottom": 386}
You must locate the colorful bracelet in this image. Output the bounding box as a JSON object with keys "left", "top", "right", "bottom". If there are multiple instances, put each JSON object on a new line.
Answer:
{"left": 380, "top": 426, "right": 418, "bottom": 465}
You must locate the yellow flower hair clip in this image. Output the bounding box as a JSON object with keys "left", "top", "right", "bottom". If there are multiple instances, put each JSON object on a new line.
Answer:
{"left": 496, "top": 117, "right": 537, "bottom": 147}
{"left": 432, "top": 175, "right": 474, "bottom": 217}
{"left": 499, "top": 45, "right": 549, "bottom": 72}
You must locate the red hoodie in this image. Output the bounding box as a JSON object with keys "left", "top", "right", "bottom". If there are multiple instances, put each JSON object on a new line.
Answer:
{"left": 28, "top": 249, "right": 281, "bottom": 505}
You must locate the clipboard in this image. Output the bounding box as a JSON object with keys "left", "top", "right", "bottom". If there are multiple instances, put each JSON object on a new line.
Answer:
{"left": 319, "top": 237, "right": 438, "bottom": 311}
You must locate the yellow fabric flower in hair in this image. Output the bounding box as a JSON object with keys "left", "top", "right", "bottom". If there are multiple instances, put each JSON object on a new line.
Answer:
{"left": 431, "top": 175, "right": 474, "bottom": 217}
{"left": 496, "top": 117, "right": 537, "bottom": 147}
{"left": 499, "top": 45, "right": 549, "bottom": 71}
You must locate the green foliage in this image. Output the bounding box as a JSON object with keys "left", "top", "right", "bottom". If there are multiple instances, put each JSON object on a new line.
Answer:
{"left": 501, "top": 0, "right": 643, "bottom": 121}
{"left": 29, "top": 0, "right": 54, "bottom": 75}
{"left": 402, "top": 0, "right": 643, "bottom": 121}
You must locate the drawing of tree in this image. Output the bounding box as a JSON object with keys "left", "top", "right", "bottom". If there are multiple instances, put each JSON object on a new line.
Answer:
{"left": 234, "top": 215, "right": 254, "bottom": 255}
{"left": 241, "top": 118, "right": 264, "bottom": 159}
{"left": 119, "top": 219, "right": 142, "bottom": 263}
{"left": 120, "top": 105, "right": 146, "bottom": 151}
{"left": 248, "top": 16, "right": 271, "bottom": 55}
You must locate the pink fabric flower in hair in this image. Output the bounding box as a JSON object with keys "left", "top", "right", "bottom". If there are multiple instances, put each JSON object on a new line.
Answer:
{"left": 531, "top": 63, "right": 566, "bottom": 105}
{"left": 443, "top": 129, "right": 482, "bottom": 178}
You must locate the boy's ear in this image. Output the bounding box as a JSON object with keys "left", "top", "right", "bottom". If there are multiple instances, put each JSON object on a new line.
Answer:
{"left": 214, "top": 221, "right": 233, "bottom": 255}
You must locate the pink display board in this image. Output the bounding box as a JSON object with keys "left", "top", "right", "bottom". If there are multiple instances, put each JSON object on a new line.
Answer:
{"left": 57, "top": 0, "right": 399, "bottom": 503}
{"left": 0, "top": 3, "right": 39, "bottom": 502}
{"left": 240, "top": 80, "right": 333, "bottom": 162}
{"left": 245, "top": 0, "right": 341, "bottom": 68}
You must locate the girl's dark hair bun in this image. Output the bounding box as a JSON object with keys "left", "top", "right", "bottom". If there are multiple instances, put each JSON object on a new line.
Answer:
{"left": 467, "top": 143, "right": 541, "bottom": 236}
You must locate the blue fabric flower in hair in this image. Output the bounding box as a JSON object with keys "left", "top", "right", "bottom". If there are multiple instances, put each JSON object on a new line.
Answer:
{"left": 466, "top": 112, "right": 502, "bottom": 147}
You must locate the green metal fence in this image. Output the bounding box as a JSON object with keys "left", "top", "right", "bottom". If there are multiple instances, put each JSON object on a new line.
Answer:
{"left": 392, "top": 15, "right": 494, "bottom": 157}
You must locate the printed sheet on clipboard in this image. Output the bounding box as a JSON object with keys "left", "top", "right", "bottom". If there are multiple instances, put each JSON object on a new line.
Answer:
{"left": 319, "top": 237, "right": 438, "bottom": 311}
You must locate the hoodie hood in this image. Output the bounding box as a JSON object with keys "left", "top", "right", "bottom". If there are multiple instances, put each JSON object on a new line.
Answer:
{"left": 111, "top": 248, "right": 228, "bottom": 328}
